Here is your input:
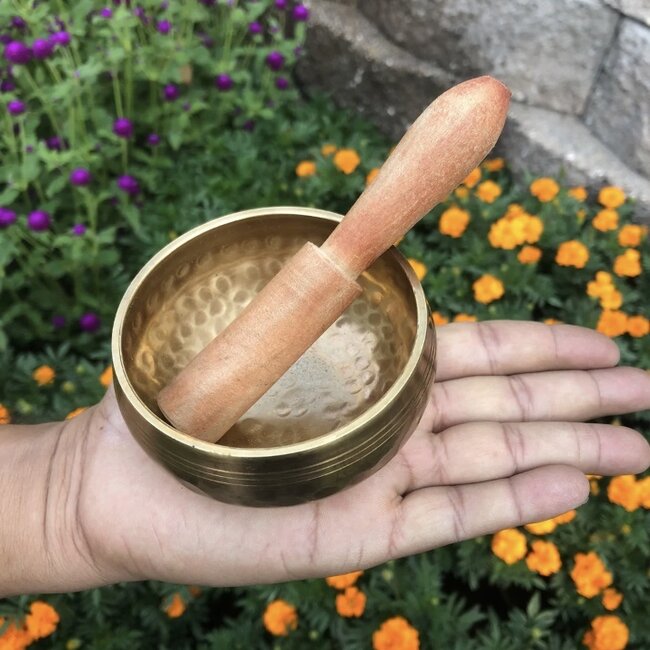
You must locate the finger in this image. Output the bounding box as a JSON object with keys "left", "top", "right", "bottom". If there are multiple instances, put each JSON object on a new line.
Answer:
{"left": 390, "top": 465, "right": 589, "bottom": 558}
{"left": 422, "top": 366, "right": 650, "bottom": 432}
{"left": 435, "top": 322, "right": 620, "bottom": 381}
{"left": 399, "top": 422, "right": 650, "bottom": 492}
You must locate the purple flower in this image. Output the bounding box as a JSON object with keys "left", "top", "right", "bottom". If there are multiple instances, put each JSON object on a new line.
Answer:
{"left": 100, "top": 7, "right": 113, "bottom": 18}
{"left": 32, "top": 38, "right": 54, "bottom": 59}
{"left": 200, "top": 0, "right": 216, "bottom": 5}
{"left": 117, "top": 174, "right": 140, "bottom": 195}
{"left": 293, "top": 3, "right": 309, "bottom": 20}
{"left": 79, "top": 312, "right": 101, "bottom": 332}
{"left": 113, "top": 117, "right": 133, "bottom": 138}
{"left": 0, "top": 78, "right": 16, "bottom": 93}
{"left": 0, "top": 207, "right": 17, "bottom": 228}
{"left": 133, "top": 7, "right": 146, "bottom": 20}
{"left": 46, "top": 135, "right": 63, "bottom": 150}
{"left": 265, "top": 51, "right": 284, "bottom": 71}
{"left": 275, "top": 0, "right": 287, "bottom": 8}
{"left": 7, "top": 99, "right": 25, "bottom": 115}
{"left": 0, "top": 35, "right": 11, "bottom": 46}
{"left": 160, "top": 1, "right": 169, "bottom": 9}
{"left": 157, "top": 19, "right": 171, "bottom": 34}
{"left": 27, "top": 210, "right": 51, "bottom": 231}
{"left": 50, "top": 31, "right": 71, "bottom": 46}
{"left": 214, "top": 73, "right": 233, "bottom": 91}
{"left": 163, "top": 83, "right": 179, "bottom": 101}
{"left": 51, "top": 315, "right": 66, "bottom": 329}
{"left": 275, "top": 76, "right": 289, "bottom": 90}
{"left": 182, "top": 101, "right": 190, "bottom": 111}
{"left": 242, "top": 119, "right": 255, "bottom": 132}
{"left": 71, "top": 223, "right": 86, "bottom": 235}
{"left": 11, "top": 17, "right": 27, "bottom": 30}
{"left": 70, "top": 168, "right": 92, "bottom": 186}
{"left": 25, "top": 145, "right": 33, "bottom": 153}
{"left": 147, "top": 132, "right": 160, "bottom": 146}
{"left": 248, "top": 21, "right": 262, "bottom": 35}
{"left": 4, "top": 41, "right": 32, "bottom": 64}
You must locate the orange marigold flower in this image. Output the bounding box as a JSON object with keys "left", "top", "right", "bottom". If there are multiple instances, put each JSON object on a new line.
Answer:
{"left": 462, "top": 167, "right": 481, "bottom": 188}
{"left": 504, "top": 203, "right": 526, "bottom": 220}
{"left": 335, "top": 586, "right": 367, "bottom": 618}
{"left": 488, "top": 217, "right": 527, "bottom": 249}
{"left": 326, "top": 571, "right": 363, "bottom": 590}
{"left": 295, "top": 160, "right": 316, "bottom": 177}
{"left": 32, "top": 365, "right": 55, "bottom": 386}
{"left": 544, "top": 318, "right": 562, "bottom": 324}
{"left": 613, "top": 249, "right": 641, "bottom": 277}
{"left": 599, "top": 286, "right": 623, "bottom": 311}
{"left": 321, "top": 143, "right": 337, "bottom": 157}
{"left": 518, "top": 245, "right": 542, "bottom": 264}
{"left": 596, "top": 310, "right": 628, "bottom": 338}
{"left": 582, "top": 615, "right": 629, "bottom": 650}
{"left": 530, "top": 177, "right": 559, "bottom": 202}
{"left": 553, "top": 509, "right": 576, "bottom": 525}
{"left": 333, "top": 148, "right": 361, "bottom": 175}
{"left": 638, "top": 476, "right": 650, "bottom": 508}
{"left": 571, "top": 552, "right": 613, "bottom": 598}
{"left": 263, "top": 600, "right": 298, "bottom": 636}
{"left": 407, "top": 258, "right": 427, "bottom": 281}
{"left": 372, "top": 616, "right": 419, "bottom": 650}
{"left": 454, "top": 186, "right": 469, "bottom": 199}
{"left": 473, "top": 274, "right": 505, "bottom": 304}
{"left": 525, "top": 518, "right": 557, "bottom": 535}
{"left": 491, "top": 528, "right": 527, "bottom": 565}
{"left": 483, "top": 157, "right": 505, "bottom": 172}
{"left": 0, "top": 403, "right": 10, "bottom": 425}
{"left": 618, "top": 224, "right": 646, "bottom": 248}
{"left": 0, "top": 617, "right": 31, "bottom": 650}
{"left": 602, "top": 588, "right": 623, "bottom": 611}
{"left": 522, "top": 215, "right": 544, "bottom": 244}
{"left": 592, "top": 209, "right": 619, "bottom": 232}
{"left": 569, "top": 186, "right": 588, "bottom": 201}
{"left": 607, "top": 475, "right": 641, "bottom": 512}
{"left": 439, "top": 206, "right": 470, "bottom": 238}
{"left": 65, "top": 407, "right": 87, "bottom": 420}
{"left": 587, "top": 271, "right": 614, "bottom": 298}
{"left": 366, "top": 168, "right": 380, "bottom": 185}
{"left": 475, "top": 180, "right": 501, "bottom": 203}
{"left": 99, "top": 365, "right": 113, "bottom": 388}
{"left": 25, "top": 601, "right": 60, "bottom": 640}
{"left": 526, "top": 540, "right": 562, "bottom": 576}
{"left": 598, "top": 186, "right": 626, "bottom": 209}
{"left": 431, "top": 311, "right": 449, "bottom": 326}
{"left": 454, "top": 313, "right": 477, "bottom": 322}
{"left": 164, "top": 593, "right": 186, "bottom": 618}
{"left": 556, "top": 240, "right": 589, "bottom": 268}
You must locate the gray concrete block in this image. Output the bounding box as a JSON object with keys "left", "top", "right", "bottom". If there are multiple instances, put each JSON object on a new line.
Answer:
{"left": 357, "top": 0, "right": 619, "bottom": 114}
{"left": 604, "top": 0, "right": 650, "bottom": 26}
{"left": 297, "top": 1, "right": 454, "bottom": 138}
{"left": 584, "top": 18, "right": 650, "bottom": 178}
{"left": 501, "top": 102, "right": 650, "bottom": 219}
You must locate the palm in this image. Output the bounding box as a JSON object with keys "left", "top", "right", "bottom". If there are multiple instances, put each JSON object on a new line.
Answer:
{"left": 73, "top": 322, "right": 650, "bottom": 587}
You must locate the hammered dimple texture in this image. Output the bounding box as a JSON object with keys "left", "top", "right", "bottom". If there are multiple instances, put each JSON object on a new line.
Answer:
{"left": 123, "top": 220, "right": 416, "bottom": 448}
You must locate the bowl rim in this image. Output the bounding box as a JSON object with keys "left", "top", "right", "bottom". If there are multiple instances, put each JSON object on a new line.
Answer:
{"left": 112, "top": 206, "right": 430, "bottom": 459}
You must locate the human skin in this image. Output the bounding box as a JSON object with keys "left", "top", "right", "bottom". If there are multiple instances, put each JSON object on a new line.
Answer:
{"left": 1, "top": 321, "right": 649, "bottom": 597}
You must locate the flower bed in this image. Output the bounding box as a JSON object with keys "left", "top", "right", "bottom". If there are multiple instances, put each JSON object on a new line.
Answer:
{"left": 1, "top": 2, "right": 649, "bottom": 649}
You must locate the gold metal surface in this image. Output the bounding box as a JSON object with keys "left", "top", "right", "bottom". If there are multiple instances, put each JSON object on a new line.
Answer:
{"left": 112, "top": 207, "right": 435, "bottom": 506}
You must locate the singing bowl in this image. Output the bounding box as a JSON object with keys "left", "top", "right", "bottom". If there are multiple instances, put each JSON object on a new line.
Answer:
{"left": 112, "top": 206, "right": 436, "bottom": 507}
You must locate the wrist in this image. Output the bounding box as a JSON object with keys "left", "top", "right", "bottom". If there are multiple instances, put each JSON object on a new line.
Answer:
{"left": 0, "top": 409, "right": 122, "bottom": 596}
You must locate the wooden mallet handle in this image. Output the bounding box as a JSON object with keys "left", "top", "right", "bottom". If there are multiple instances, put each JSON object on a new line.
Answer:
{"left": 158, "top": 76, "right": 511, "bottom": 442}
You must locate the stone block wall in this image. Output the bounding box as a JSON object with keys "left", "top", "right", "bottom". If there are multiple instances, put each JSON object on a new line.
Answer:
{"left": 297, "top": 0, "right": 650, "bottom": 217}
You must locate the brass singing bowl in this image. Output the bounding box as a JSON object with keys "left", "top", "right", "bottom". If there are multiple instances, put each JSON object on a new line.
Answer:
{"left": 112, "top": 207, "right": 436, "bottom": 507}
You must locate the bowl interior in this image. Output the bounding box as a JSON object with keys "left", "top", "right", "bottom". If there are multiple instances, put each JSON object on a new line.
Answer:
{"left": 120, "top": 211, "right": 419, "bottom": 448}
